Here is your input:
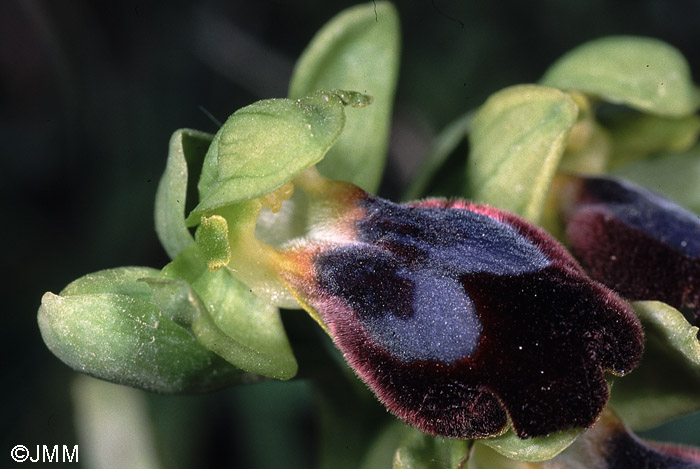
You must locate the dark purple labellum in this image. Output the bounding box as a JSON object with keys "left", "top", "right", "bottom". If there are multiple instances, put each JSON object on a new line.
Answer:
{"left": 605, "top": 433, "right": 700, "bottom": 469}
{"left": 560, "top": 174, "right": 700, "bottom": 326}
{"left": 550, "top": 409, "right": 700, "bottom": 468}
{"left": 282, "top": 192, "right": 643, "bottom": 439}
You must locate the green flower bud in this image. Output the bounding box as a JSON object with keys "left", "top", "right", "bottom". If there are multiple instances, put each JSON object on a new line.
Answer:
{"left": 38, "top": 267, "right": 254, "bottom": 393}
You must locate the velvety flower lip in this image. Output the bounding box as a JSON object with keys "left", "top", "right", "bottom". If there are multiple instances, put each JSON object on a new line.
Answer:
{"left": 569, "top": 176, "right": 700, "bottom": 256}
{"left": 280, "top": 189, "right": 643, "bottom": 439}
{"left": 560, "top": 174, "right": 700, "bottom": 325}
{"left": 546, "top": 409, "right": 700, "bottom": 469}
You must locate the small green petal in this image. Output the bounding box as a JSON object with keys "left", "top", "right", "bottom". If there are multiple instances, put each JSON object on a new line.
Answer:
{"left": 155, "top": 129, "right": 213, "bottom": 259}
{"left": 195, "top": 215, "right": 231, "bottom": 271}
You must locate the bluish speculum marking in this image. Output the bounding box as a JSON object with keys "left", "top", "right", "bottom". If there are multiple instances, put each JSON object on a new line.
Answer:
{"left": 315, "top": 248, "right": 413, "bottom": 321}
{"left": 367, "top": 268, "right": 481, "bottom": 363}
{"left": 357, "top": 197, "right": 551, "bottom": 275}
{"left": 585, "top": 177, "right": 700, "bottom": 258}
{"left": 315, "top": 248, "right": 482, "bottom": 364}
{"left": 314, "top": 196, "right": 553, "bottom": 364}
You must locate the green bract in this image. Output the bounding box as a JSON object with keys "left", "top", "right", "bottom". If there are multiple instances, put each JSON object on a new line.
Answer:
{"left": 289, "top": 1, "right": 400, "bottom": 193}
{"left": 540, "top": 36, "right": 700, "bottom": 117}
{"left": 38, "top": 267, "right": 248, "bottom": 393}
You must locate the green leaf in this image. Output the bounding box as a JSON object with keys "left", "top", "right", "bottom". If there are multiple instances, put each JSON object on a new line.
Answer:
{"left": 38, "top": 267, "right": 247, "bottom": 393}
{"left": 392, "top": 428, "right": 469, "bottom": 469}
{"left": 151, "top": 245, "right": 298, "bottom": 380}
{"left": 468, "top": 84, "right": 578, "bottom": 222}
{"left": 188, "top": 90, "right": 362, "bottom": 223}
{"left": 289, "top": 1, "right": 400, "bottom": 193}
{"left": 540, "top": 36, "right": 700, "bottom": 117}
{"left": 612, "top": 144, "right": 700, "bottom": 214}
{"left": 610, "top": 301, "right": 700, "bottom": 430}
{"left": 605, "top": 112, "right": 700, "bottom": 170}
{"left": 403, "top": 111, "right": 473, "bottom": 201}
{"left": 155, "top": 129, "right": 213, "bottom": 260}
{"left": 479, "top": 427, "right": 582, "bottom": 462}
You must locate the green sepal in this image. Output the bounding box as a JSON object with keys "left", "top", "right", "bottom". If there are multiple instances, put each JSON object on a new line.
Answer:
{"left": 188, "top": 90, "right": 370, "bottom": 224}
{"left": 155, "top": 129, "right": 213, "bottom": 260}
{"left": 610, "top": 301, "right": 700, "bottom": 430}
{"left": 148, "top": 245, "right": 298, "bottom": 380}
{"left": 392, "top": 427, "right": 469, "bottom": 469}
{"left": 289, "top": 1, "right": 400, "bottom": 193}
{"left": 479, "top": 427, "right": 583, "bottom": 462}
{"left": 468, "top": 84, "right": 578, "bottom": 223}
{"left": 540, "top": 36, "right": 700, "bottom": 117}
{"left": 37, "top": 266, "right": 248, "bottom": 393}
{"left": 612, "top": 143, "right": 700, "bottom": 214}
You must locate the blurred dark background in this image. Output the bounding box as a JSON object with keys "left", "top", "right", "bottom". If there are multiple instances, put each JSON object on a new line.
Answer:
{"left": 3, "top": 0, "right": 700, "bottom": 467}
